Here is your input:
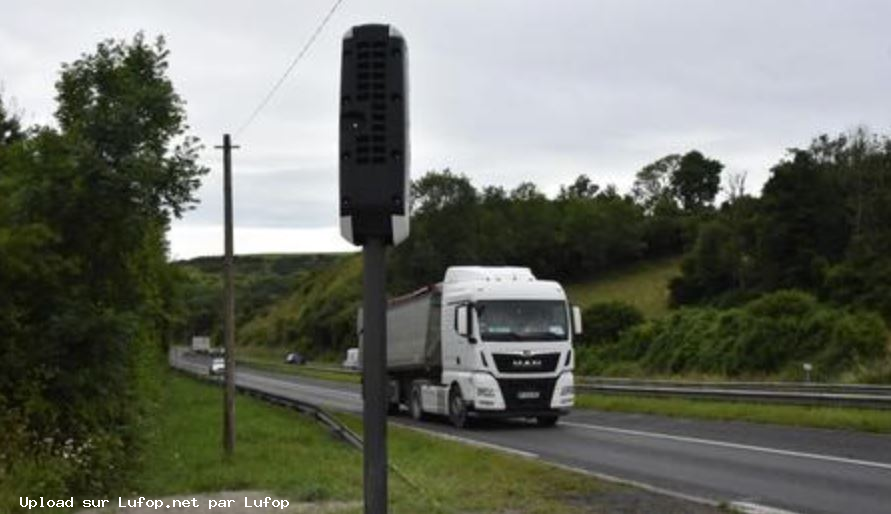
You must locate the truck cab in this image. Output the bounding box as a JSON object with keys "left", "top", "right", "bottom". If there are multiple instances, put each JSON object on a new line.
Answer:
{"left": 439, "top": 267, "right": 578, "bottom": 426}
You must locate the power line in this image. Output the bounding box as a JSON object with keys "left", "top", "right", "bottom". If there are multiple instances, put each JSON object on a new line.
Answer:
{"left": 235, "top": 0, "right": 347, "bottom": 137}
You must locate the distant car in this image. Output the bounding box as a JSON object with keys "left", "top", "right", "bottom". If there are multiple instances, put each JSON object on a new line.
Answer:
{"left": 285, "top": 352, "right": 306, "bottom": 365}
{"left": 209, "top": 357, "right": 225, "bottom": 375}
{"left": 342, "top": 347, "right": 360, "bottom": 370}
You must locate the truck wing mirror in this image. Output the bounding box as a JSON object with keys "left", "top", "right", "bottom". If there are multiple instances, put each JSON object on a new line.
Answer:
{"left": 455, "top": 305, "right": 476, "bottom": 343}
{"left": 572, "top": 306, "right": 583, "bottom": 336}
{"left": 455, "top": 305, "right": 469, "bottom": 336}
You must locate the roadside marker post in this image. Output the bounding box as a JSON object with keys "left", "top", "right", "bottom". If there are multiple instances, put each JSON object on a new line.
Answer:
{"left": 338, "top": 24, "right": 410, "bottom": 514}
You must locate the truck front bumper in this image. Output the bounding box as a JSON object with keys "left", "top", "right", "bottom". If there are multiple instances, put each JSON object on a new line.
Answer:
{"left": 469, "top": 407, "right": 570, "bottom": 419}
{"left": 471, "top": 372, "right": 574, "bottom": 412}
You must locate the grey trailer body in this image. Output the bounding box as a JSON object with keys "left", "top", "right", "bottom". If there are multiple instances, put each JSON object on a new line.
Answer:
{"left": 358, "top": 285, "right": 442, "bottom": 373}
{"left": 386, "top": 285, "right": 442, "bottom": 372}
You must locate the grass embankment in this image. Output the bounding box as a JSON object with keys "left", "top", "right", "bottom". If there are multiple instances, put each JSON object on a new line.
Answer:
{"left": 565, "top": 256, "right": 682, "bottom": 318}
{"left": 142, "top": 373, "right": 691, "bottom": 514}
{"left": 576, "top": 394, "right": 891, "bottom": 433}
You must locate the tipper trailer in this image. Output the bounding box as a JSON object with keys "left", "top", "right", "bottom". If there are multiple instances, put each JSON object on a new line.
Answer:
{"left": 361, "top": 266, "right": 581, "bottom": 427}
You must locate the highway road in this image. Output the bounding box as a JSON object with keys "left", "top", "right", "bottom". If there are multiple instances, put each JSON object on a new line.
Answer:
{"left": 172, "top": 350, "right": 891, "bottom": 514}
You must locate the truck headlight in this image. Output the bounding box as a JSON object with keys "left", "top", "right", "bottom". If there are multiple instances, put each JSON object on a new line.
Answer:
{"left": 477, "top": 386, "right": 496, "bottom": 398}
{"left": 561, "top": 385, "right": 574, "bottom": 396}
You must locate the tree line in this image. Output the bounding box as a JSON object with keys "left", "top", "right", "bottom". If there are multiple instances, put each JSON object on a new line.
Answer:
{"left": 389, "top": 148, "right": 723, "bottom": 292}
{"left": 671, "top": 129, "right": 891, "bottom": 322}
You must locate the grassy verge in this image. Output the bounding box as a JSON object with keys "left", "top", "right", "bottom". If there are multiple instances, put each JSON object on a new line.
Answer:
{"left": 565, "top": 256, "right": 682, "bottom": 318}
{"left": 577, "top": 393, "right": 891, "bottom": 433}
{"left": 140, "top": 372, "right": 698, "bottom": 513}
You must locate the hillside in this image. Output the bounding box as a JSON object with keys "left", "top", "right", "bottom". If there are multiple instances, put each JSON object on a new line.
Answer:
{"left": 237, "top": 254, "right": 362, "bottom": 357}
{"left": 565, "top": 256, "right": 682, "bottom": 318}
{"left": 174, "top": 253, "right": 347, "bottom": 342}
{"left": 234, "top": 255, "right": 682, "bottom": 356}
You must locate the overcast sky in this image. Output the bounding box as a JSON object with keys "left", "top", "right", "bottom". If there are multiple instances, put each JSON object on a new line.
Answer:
{"left": 3, "top": 0, "right": 889, "bottom": 259}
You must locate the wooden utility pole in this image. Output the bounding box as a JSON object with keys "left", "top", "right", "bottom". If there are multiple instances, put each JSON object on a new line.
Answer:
{"left": 216, "top": 133, "right": 239, "bottom": 456}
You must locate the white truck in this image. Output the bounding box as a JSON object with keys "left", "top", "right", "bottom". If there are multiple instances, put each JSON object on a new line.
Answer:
{"left": 191, "top": 335, "right": 211, "bottom": 354}
{"left": 363, "top": 266, "right": 580, "bottom": 428}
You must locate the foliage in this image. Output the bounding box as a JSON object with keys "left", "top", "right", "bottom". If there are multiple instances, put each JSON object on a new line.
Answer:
{"left": 579, "top": 301, "right": 644, "bottom": 345}
{"left": 172, "top": 253, "right": 343, "bottom": 344}
{"left": 390, "top": 171, "right": 652, "bottom": 293}
{"left": 582, "top": 290, "right": 889, "bottom": 380}
{"left": 671, "top": 130, "right": 891, "bottom": 323}
{"left": 0, "top": 33, "right": 205, "bottom": 500}
{"left": 631, "top": 154, "right": 679, "bottom": 214}
{"left": 0, "top": 97, "right": 24, "bottom": 145}
{"left": 670, "top": 150, "right": 723, "bottom": 212}
{"left": 238, "top": 255, "right": 363, "bottom": 356}
{"left": 237, "top": 166, "right": 695, "bottom": 354}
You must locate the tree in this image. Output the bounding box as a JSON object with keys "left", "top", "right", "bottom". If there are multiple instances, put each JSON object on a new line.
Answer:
{"left": 723, "top": 170, "right": 747, "bottom": 203}
{"left": 558, "top": 174, "right": 599, "bottom": 200}
{"left": 671, "top": 150, "right": 723, "bottom": 212}
{"left": 55, "top": 33, "right": 205, "bottom": 222}
{"left": 1, "top": 33, "right": 207, "bottom": 497}
{"left": 411, "top": 168, "right": 477, "bottom": 214}
{"left": 510, "top": 181, "right": 546, "bottom": 201}
{"left": 0, "top": 97, "right": 23, "bottom": 147}
{"left": 759, "top": 150, "right": 849, "bottom": 290}
{"left": 632, "top": 154, "right": 679, "bottom": 213}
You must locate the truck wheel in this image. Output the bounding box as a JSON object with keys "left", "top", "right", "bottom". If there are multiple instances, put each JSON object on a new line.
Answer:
{"left": 536, "top": 415, "right": 559, "bottom": 427}
{"left": 449, "top": 386, "right": 469, "bottom": 429}
{"left": 410, "top": 384, "right": 425, "bottom": 421}
{"left": 387, "top": 401, "right": 401, "bottom": 415}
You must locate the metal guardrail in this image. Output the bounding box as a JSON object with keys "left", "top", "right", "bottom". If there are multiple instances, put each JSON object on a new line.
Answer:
{"left": 183, "top": 347, "right": 891, "bottom": 409}
{"left": 578, "top": 376, "right": 891, "bottom": 395}
{"left": 576, "top": 379, "right": 891, "bottom": 409}
{"left": 171, "top": 363, "right": 364, "bottom": 448}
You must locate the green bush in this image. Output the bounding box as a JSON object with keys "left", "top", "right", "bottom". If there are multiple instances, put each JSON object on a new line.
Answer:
{"left": 588, "top": 290, "right": 890, "bottom": 379}
{"left": 580, "top": 301, "right": 644, "bottom": 345}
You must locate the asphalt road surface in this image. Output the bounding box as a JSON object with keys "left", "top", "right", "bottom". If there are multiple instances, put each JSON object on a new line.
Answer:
{"left": 172, "top": 350, "right": 891, "bottom": 514}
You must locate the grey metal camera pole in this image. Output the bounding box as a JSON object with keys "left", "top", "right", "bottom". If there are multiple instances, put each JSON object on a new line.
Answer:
{"left": 362, "top": 237, "right": 388, "bottom": 514}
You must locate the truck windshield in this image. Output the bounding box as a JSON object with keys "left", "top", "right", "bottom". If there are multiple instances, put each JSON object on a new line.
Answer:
{"left": 476, "top": 300, "right": 568, "bottom": 342}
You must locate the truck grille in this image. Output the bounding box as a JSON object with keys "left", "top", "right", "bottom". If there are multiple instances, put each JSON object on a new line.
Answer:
{"left": 497, "top": 378, "right": 557, "bottom": 411}
{"left": 492, "top": 352, "right": 560, "bottom": 373}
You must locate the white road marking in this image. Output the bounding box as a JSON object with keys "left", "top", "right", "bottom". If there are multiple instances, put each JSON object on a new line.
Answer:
{"left": 729, "top": 500, "right": 800, "bottom": 514}
{"left": 562, "top": 421, "right": 891, "bottom": 471}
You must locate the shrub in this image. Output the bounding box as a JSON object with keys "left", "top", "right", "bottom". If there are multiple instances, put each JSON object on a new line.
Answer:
{"left": 600, "top": 290, "right": 889, "bottom": 379}
{"left": 580, "top": 301, "right": 644, "bottom": 345}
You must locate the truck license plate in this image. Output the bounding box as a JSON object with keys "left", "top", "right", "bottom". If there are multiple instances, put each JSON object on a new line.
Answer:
{"left": 517, "top": 391, "right": 540, "bottom": 400}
